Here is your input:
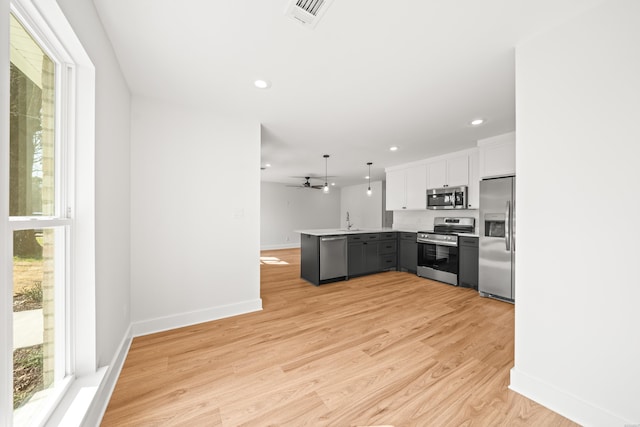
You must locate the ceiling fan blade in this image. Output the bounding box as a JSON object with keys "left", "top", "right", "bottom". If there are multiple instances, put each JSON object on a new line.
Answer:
{"left": 290, "top": 175, "right": 337, "bottom": 179}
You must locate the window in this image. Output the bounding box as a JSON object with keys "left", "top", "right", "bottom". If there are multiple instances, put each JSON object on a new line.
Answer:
{"left": 2, "top": 1, "right": 96, "bottom": 425}
{"left": 9, "top": 12, "right": 71, "bottom": 426}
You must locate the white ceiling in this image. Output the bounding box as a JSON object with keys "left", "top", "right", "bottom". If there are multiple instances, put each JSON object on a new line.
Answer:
{"left": 93, "top": 0, "right": 603, "bottom": 187}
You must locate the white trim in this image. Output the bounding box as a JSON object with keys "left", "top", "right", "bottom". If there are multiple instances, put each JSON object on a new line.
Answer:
{"left": 46, "top": 325, "right": 132, "bottom": 427}
{"left": 8, "top": 218, "right": 73, "bottom": 229}
{"left": 43, "top": 368, "right": 106, "bottom": 427}
{"left": 82, "top": 325, "right": 132, "bottom": 426}
{"left": 509, "top": 367, "right": 631, "bottom": 426}
{"left": 260, "top": 243, "right": 301, "bottom": 250}
{"left": 13, "top": 375, "right": 72, "bottom": 427}
{"left": 132, "top": 299, "right": 263, "bottom": 338}
{"left": 20, "top": 0, "right": 98, "bottom": 379}
{"left": 1, "top": 1, "right": 13, "bottom": 424}
{"left": 3, "top": 0, "right": 96, "bottom": 425}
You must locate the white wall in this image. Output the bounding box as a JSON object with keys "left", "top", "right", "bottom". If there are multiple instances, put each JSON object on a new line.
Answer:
{"left": 393, "top": 209, "right": 479, "bottom": 233}
{"left": 339, "top": 181, "right": 384, "bottom": 230}
{"left": 130, "top": 97, "right": 261, "bottom": 335}
{"left": 512, "top": 1, "right": 640, "bottom": 425}
{"left": 261, "top": 182, "right": 340, "bottom": 249}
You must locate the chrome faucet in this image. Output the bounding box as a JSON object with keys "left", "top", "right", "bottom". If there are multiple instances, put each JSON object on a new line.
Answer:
{"left": 346, "top": 211, "right": 353, "bottom": 230}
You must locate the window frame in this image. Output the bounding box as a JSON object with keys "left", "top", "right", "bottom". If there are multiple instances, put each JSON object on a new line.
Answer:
{"left": 1, "top": 0, "right": 96, "bottom": 425}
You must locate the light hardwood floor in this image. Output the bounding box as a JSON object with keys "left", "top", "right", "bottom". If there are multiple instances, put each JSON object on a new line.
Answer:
{"left": 102, "top": 248, "right": 576, "bottom": 426}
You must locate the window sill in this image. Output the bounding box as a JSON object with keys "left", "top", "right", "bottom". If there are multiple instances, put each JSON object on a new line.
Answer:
{"left": 44, "top": 367, "right": 108, "bottom": 427}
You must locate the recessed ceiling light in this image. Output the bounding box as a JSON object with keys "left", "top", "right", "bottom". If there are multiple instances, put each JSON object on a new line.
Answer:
{"left": 254, "top": 79, "right": 271, "bottom": 89}
{"left": 470, "top": 118, "right": 485, "bottom": 126}
{"left": 331, "top": 182, "right": 336, "bottom": 186}
{"left": 389, "top": 146, "right": 398, "bottom": 152}
{"left": 265, "top": 163, "right": 271, "bottom": 168}
{"left": 365, "top": 175, "right": 370, "bottom": 179}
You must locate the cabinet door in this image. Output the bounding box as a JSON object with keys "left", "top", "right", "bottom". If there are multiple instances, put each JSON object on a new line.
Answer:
{"left": 385, "top": 169, "right": 406, "bottom": 210}
{"left": 446, "top": 155, "right": 469, "bottom": 187}
{"left": 348, "top": 242, "right": 366, "bottom": 276}
{"left": 363, "top": 241, "right": 379, "bottom": 273}
{"left": 405, "top": 165, "right": 427, "bottom": 209}
{"left": 427, "top": 160, "right": 447, "bottom": 189}
{"left": 467, "top": 150, "right": 479, "bottom": 209}
{"left": 478, "top": 133, "right": 515, "bottom": 179}
{"left": 399, "top": 238, "right": 417, "bottom": 273}
{"left": 459, "top": 237, "right": 479, "bottom": 289}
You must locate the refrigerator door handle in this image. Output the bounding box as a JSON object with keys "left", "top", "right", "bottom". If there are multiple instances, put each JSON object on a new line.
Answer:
{"left": 512, "top": 201, "right": 515, "bottom": 253}
{"left": 505, "top": 201, "right": 511, "bottom": 251}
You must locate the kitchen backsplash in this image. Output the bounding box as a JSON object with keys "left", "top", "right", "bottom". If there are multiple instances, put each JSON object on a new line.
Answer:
{"left": 392, "top": 209, "right": 480, "bottom": 233}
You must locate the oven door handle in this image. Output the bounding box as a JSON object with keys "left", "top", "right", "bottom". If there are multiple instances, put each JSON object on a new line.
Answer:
{"left": 418, "top": 240, "right": 457, "bottom": 247}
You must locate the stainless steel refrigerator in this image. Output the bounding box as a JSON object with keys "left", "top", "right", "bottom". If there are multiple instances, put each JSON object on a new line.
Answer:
{"left": 479, "top": 176, "right": 515, "bottom": 303}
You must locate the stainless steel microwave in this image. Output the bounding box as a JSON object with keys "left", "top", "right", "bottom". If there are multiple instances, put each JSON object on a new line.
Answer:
{"left": 426, "top": 186, "right": 467, "bottom": 210}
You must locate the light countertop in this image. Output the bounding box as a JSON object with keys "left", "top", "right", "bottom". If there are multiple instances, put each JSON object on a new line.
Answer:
{"left": 296, "top": 228, "right": 479, "bottom": 237}
{"left": 296, "top": 228, "right": 420, "bottom": 236}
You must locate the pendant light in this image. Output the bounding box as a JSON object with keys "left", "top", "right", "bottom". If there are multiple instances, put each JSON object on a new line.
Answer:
{"left": 366, "top": 162, "right": 373, "bottom": 197}
{"left": 323, "top": 154, "right": 330, "bottom": 194}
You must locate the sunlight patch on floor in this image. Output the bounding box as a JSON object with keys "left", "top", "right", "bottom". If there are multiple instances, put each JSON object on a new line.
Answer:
{"left": 260, "top": 256, "right": 289, "bottom": 265}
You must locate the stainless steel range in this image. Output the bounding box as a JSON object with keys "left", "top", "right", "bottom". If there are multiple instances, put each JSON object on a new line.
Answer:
{"left": 417, "top": 217, "right": 475, "bottom": 285}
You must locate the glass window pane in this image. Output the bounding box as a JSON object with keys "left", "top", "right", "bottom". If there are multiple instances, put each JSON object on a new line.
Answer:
{"left": 13, "top": 228, "right": 63, "bottom": 423}
{"left": 10, "top": 14, "right": 56, "bottom": 217}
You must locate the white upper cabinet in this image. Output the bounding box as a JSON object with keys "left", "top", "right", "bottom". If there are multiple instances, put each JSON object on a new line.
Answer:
{"left": 426, "top": 154, "right": 469, "bottom": 189}
{"left": 405, "top": 165, "right": 427, "bottom": 209}
{"left": 426, "top": 160, "right": 447, "bottom": 189}
{"left": 385, "top": 146, "right": 490, "bottom": 211}
{"left": 478, "top": 132, "right": 515, "bottom": 179}
{"left": 467, "top": 149, "right": 480, "bottom": 209}
{"left": 385, "top": 169, "right": 407, "bottom": 211}
{"left": 385, "top": 165, "right": 426, "bottom": 210}
{"left": 446, "top": 155, "right": 469, "bottom": 187}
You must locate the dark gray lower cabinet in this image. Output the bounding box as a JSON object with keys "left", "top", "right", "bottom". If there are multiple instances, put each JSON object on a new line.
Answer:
{"left": 458, "top": 236, "right": 479, "bottom": 289}
{"left": 348, "top": 240, "right": 379, "bottom": 276}
{"left": 347, "top": 241, "right": 365, "bottom": 276}
{"left": 399, "top": 232, "right": 417, "bottom": 273}
{"left": 378, "top": 238, "right": 397, "bottom": 271}
{"left": 303, "top": 232, "right": 402, "bottom": 283}
{"left": 347, "top": 233, "right": 396, "bottom": 277}
{"left": 300, "top": 234, "right": 321, "bottom": 285}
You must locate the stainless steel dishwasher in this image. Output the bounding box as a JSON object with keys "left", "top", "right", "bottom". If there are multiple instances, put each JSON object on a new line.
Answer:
{"left": 319, "top": 235, "right": 348, "bottom": 281}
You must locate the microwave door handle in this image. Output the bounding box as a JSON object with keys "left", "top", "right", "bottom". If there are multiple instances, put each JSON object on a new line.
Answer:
{"left": 505, "top": 201, "right": 511, "bottom": 251}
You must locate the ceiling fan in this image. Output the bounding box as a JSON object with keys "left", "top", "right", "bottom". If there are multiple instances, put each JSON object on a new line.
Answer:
{"left": 287, "top": 155, "right": 335, "bottom": 191}
{"left": 287, "top": 176, "right": 324, "bottom": 190}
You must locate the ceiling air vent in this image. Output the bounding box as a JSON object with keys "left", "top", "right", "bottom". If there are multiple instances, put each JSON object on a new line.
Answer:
{"left": 285, "top": 0, "right": 335, "bottom": 29}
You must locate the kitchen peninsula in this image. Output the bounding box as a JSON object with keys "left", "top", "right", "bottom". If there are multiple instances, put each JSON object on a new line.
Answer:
{"left": 297, "top": 229, "right": 418, "bottom": 285}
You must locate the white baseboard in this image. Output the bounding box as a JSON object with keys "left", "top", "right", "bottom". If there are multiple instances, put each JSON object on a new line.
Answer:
{"left": 509, "top": 367, "right": 631, "bottom": 427}
{"left": 260, "top": 243, "right": 300, "bottom": 250}
{"left": 131, "top": 298, "right": 263, "bottom": 337}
